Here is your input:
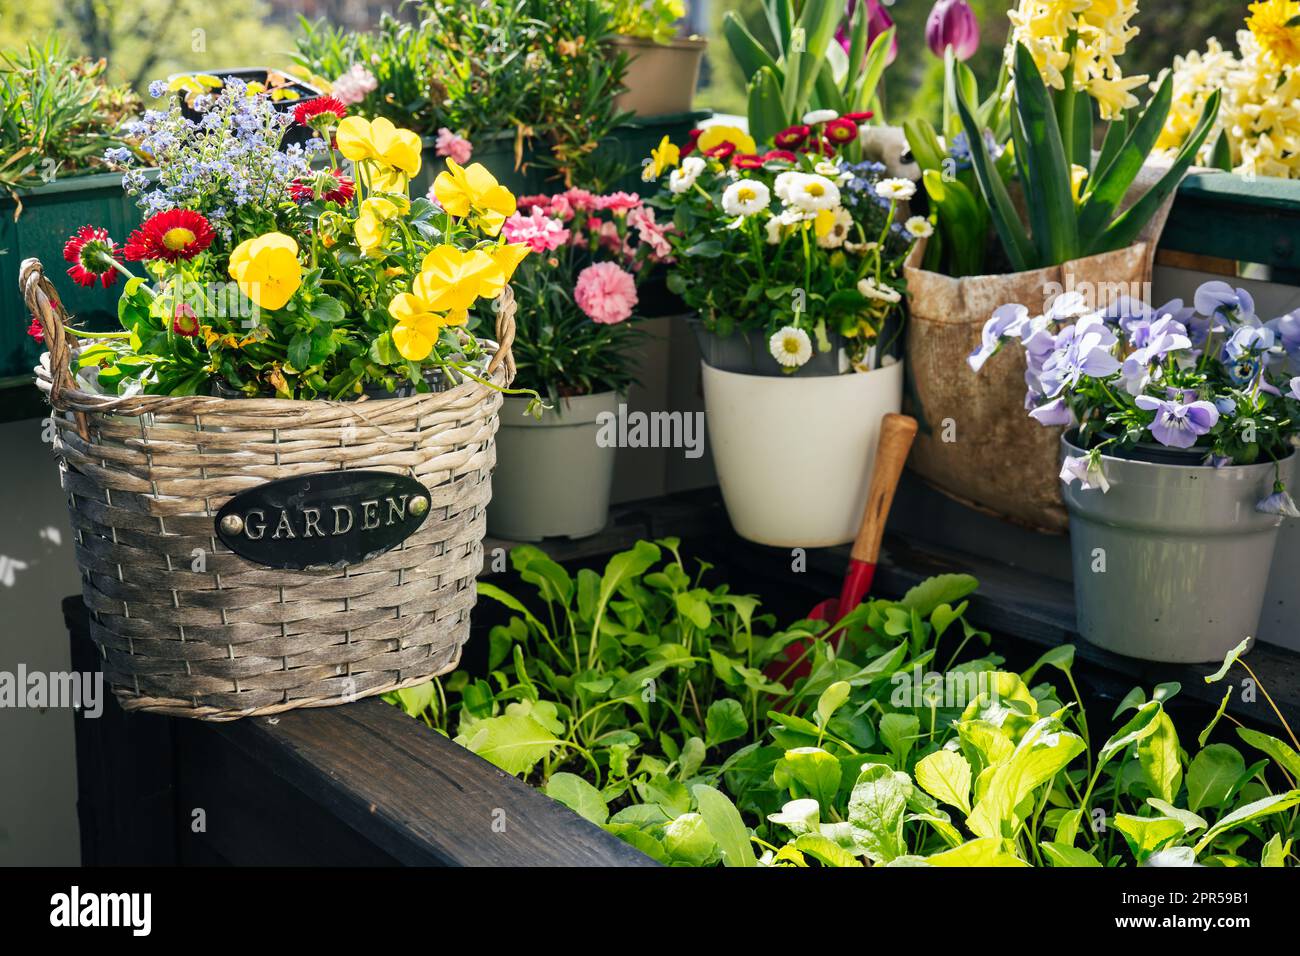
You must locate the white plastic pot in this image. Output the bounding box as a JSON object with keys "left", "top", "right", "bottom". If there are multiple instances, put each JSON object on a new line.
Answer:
{"left": 701, "top": 359, "right": 905, "bottom": 547}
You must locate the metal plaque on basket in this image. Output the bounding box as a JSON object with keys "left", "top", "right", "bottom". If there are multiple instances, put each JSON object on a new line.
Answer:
{"left": 214, "top": 471, "right": 431, "bottom": 570}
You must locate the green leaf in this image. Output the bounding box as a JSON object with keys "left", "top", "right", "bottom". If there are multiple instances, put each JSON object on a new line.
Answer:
{"left": 674, "top": 590, "right": 712, "bottom": 629}
{"left": 793, "top": 833, "right": 863, "bottom": 867}
{"left": 511, "top": 545, "right": 573, "bottom": 608}
{"left": 692, "top": 784, "right": 758, "bottom": 867}
{"left": 393, "top": 681, "right": 435, "bottom": 717}
{"left": 775, "top": 747, "right": 842, "bottom": 808}
{"left": 746, "top": 66, "right": 787, "bottom": 148}
{"left": 1137, "top": 710, "right": 1183, "bottom": 803}
{"left": 1198, "top": 687, "right": 1233, "bottom": 748}
{"left": 1040, "top": 841, "right": 1102, "bottom": 867}
{"left": 815, "top": 681, "right": 851, "bottom": 728}
{"left": 705, "top": 698, "right": 748, "bottom": 747}
{"left": 1236, "top": 727, "right": 1300, "bottom": 780}
{"left": 1146, "top": 798, "right": 1207, "bottom": 834}
{"left": 914, "top": 750, "right": 973, "bottom": 815}
{"left": 1022, "top": 644, "right": 1075, "bottom": 684}
{"left": 927, "top": 837, "right": 1027, "bottom": 867}
{"left": 456, "top": 714, "right": 558, "bottom": 776}
{"left": 598, "top": 541, "right": 661, "bottom": 612}
{"left": 1194, "top": 790, "right": 1300, "bottom": 854}
{"left": 308, "top": 294, "right": 346, "bottom": 324}
{"left": 898, "top": 574, "right": 979, "bottom": 617}
{"left": 879, "top": 712, "right": 920, "bottom": 767}
{"left": 1186, "top": 744, "right": 1246, "bottom": 813}
{"left": 1011, "top": 42, "right": 1079, "bottom": 264}
{"left": 1099, "top": 700, "right": 1163, "bottom": 765}
{"left": 544, "top": 772, "right": 609, "bottom": 825}
{"left": 476, "top": 581, "right": 551, "bottom": 645}
{"left": 847, "top": 763, "right": 913, "bottom": 864}
{"left": 1115, "top": 814, "right": 1186, "bottom": 862}
{"left": 722, "top": 10, "right": 779, "bottom": 81}
{"left": 662, "top": 812, "right": 722, "bottom": 866}
{"left": 1262, "top": 833, "right": 1291, "bottom": 867}
{"left": 967, "top": 718, "right": 1086, "bottom": 840}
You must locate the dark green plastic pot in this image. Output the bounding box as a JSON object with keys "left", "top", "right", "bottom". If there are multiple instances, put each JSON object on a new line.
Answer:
{"left": 415, "top": 129, "right": 547, "bottom": 200}
{"left": 0, "top": 171, "right": 143, "bottom": 382}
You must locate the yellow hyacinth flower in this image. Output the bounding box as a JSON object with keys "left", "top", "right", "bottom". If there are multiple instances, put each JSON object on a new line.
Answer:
{"left": 228, "top": 233, "right": 302, "bottom": 311}
{"left": 643, "top": 135, "right": 680, "bottom": 182}
{"left": 388, "top": 292, "right": 468, "bottom": 362}
{"left": 416, "top": 246, "right": 505, "bottom": 311}
{"left": 336, "top": 116, "right": 423, "bottom": 179}
{"left": 355, "top": 197, "right": 403, "bottom": 257}
{"left": 433, "top": 159, "right": 517, "bottom": 236}
{"left": 1247, "top": 0, "right": 1300, "bottom": 67}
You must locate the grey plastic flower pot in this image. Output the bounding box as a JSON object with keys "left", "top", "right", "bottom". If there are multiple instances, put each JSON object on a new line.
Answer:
{"left": 1061, "top": 433, "right": 1287, "bottom": 664}
{"left": 687, "top": 317, "right": 846, "bottom": 377}
{"left": 487, "top": 391, "right": 622, "bottom": 541}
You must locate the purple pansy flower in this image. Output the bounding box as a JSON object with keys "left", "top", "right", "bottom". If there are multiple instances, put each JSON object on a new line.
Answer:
{"left": 1257, "top": 482, "right": 1300, "bottom": 517}
{"left": 1039, "top": 328, "right": 1121, "bottom": 397}
{"left": 1060, "top": 454, "right": 1110, "bottom": 492}
{"left": 1194, "top": 281, "right": 1256, "bottom": 322}
{"left": 1029, "top": 397, "right": 1073, "bottom": 426}
{"left": 1134, "top": 395, "right": 1220, "bottom": 449}
{"left": 968, "top": 303, "right": 1029, "bottom": 372}
{"left": 1289, "top": 376, "right": 1300, "bottom": 400}
{"left": 1224, "top": 324, "right": 1276, "bottom": 365}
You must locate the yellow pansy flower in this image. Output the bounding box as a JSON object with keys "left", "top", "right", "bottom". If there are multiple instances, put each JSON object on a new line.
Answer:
{"left": 336, "top": 116, "right": 423, "bottom": 178}
{"left": 433, "top": 159, "right": 517, "bottom": 236}
{"left": 355, "top": 197, "right": 403, "bottom": 257}
{"left": 415, "top": 246, "right": 504, "bottom": 311}
{"left": 228, "top": 233, "right": 302, "bottom": 311}
{"left": 387, "top": 293, "right": 468, "bottom": 362}
{"left": 696, "top": 125, "right": 757, "bottom": 156}
{"left": 489, "top": 243, "right": 532, "bottom": 287}
{"left": 643, "top": 135, "right": 680, "bottom": 182}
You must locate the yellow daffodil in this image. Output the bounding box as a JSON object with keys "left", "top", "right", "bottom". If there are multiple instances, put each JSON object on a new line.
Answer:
{"left": 354, "top": 197, "right": 403, "bottom": 257}
{"left": 228, "top": 233, "right": 302, "bottom": 311}
{"left": 387, "top": 291, "right": 469, "bottom": 362}
{"left": 416, "top": 246, "right": 505, "bottom": 311}
{"left": 336, "top": 115, "right": 422, "bottom": 180}
{"left": 696, "top": 125, "right": 757, "bottom": 156}
{"left": 643, "top": 135, "right": 680, "bottom": 182}
{"left": 432, "top": 159, "right": 517, "bottom": 236}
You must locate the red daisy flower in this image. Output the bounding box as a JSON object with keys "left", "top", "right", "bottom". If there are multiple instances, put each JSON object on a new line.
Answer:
{"left": 762, "top": 149, "right": 799, "bottom": 164}
{"left": 704, "top": 141, "right": 736, "bottom": 160}
{"left": 842, "top": 111, "right": 874, "bottom": 123}
{"left": 294, "top": 97, "right": 347, "bottom": 126}
{"left": 63, "top": 226, "right": 119, "bottom": 288}
{"left": 289, "top": 168, "right": 356, "bottom": 205}
{"left": 172, "top": 302, "right": 200, "bottom": 337}
{"left": 825, "top": 117, "right": 860, "bottom": 145}
{"left": 774, "top": 125, "right": 811, "bottom": 148}
{"left": 731, "top": 153, "right": 765, "bottom": 170}
{"left": 123, "top": 210, "right": 215, "bottom": 263}
{"left": 680, "top": 127, "right": 704, "bottom": 157}
{"left": 27, "top": 316, "right": 45, "bottom": 343}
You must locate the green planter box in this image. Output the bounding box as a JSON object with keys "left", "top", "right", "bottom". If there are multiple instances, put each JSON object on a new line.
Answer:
{"left": 1, "top": 172, "right": 142, "bottom": 381}
{"left": 601, "top": 110, "right": 711, "bottom": 195}
{"left": 414, "top": 129, "right": 547, "bottom": 201}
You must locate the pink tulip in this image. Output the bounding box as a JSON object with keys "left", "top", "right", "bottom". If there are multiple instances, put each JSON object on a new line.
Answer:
{"left": 925, "top": 0, "right": 980, "bottom": 61}
{"left": 837, "top": 0, "right": 898, "bottom": 66}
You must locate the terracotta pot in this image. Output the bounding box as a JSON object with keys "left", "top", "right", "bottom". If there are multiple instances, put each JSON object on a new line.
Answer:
{"left": 610, "top": 35, "right": 706, "bottom": 117}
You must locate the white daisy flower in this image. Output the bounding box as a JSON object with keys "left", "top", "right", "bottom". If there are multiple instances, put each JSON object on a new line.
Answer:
{"left": 721, "top": 179, "right": 771, "bottom": 217}
{"left": 814, "top": 160, "right": 841, "bottom": 178}
{"left": 769, "top": 326, "right": 813, "bottom": 368}
{"left": 904, "top": 216, "right": 934, "bottom": 239}
{"left": 802, "top": 109, "right": 839, "bottom": 125}
{"left": 765, "top": 216, "right": 787, "bottom": 244}
{"left": 787, "top": 173, "right": 840, "bottom": 212}
{"left": 875, "top": 177, "right": 917, "bottom": 202}
{"left": 669, "top": 156, "right": 707, "bottom": 194}
{"left": 844, "top": 240, "right": 880, "bottom": 255}
{"left": 773, "top": 170, "right": 804, "bottom": 203}
{"left": 816, "top": 207, "right": 854, "bottom": 249}
{"left": 858, "top": 277, "right": 902, "bottom": 304}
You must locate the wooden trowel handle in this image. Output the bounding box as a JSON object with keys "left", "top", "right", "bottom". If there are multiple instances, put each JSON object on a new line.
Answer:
{"left": 850, "top": 413, "right": 919, "bottom": 565}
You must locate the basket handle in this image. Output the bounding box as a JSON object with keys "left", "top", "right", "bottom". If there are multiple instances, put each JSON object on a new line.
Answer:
{"left": 488, "top": 283, "right": 517, "bottom": 384}
{"left": 20, "top": 258, "right": 79, "bottom": 405}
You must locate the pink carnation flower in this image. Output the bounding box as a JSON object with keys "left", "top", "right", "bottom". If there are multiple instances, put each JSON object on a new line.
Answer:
{"left": 434, "top": 127, "right": 474, "bottom": 164}
{"left": 501, "top": 207, "right": 570, "bottom": 253}
{"left": 597, "top": 191, "right": 641, "bottom": 214}
{"left": 563, "top": 188, "right": 599, "bottom": 212}
{"left": 629, "top": 205, "right": 673, "bottom": 261}
{"left": 331, "top": 64, "right": 378, "bottom": 106}
{"left": 574, "top": 262, "right": 638, "bottom": 325}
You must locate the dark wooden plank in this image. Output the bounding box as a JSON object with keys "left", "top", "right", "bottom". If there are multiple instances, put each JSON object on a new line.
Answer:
{"left": 1162, "top": 172, "right": 1300, "bottom": 272}
{"left": 192, "top": 700, "right": 658, "bottom": 867}
{"left": 65, "top": 596, "right": 179, "bottom": 866}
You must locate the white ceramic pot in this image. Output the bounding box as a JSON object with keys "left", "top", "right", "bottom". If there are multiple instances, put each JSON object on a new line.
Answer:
{"left": 701, "top": 359, "right": 904, "bottom": 547}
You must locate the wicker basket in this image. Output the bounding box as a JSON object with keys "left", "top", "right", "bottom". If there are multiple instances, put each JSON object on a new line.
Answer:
{"left": 22, "top": 257, "right": 517, "bottom": 721}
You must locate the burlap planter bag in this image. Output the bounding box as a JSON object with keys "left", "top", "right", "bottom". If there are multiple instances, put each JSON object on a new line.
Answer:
{"left": 22, "top": 257, "right": 517, "bottom": 721}
{"left": 903, "top": 167, "right": 1181, "bottom": 532}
